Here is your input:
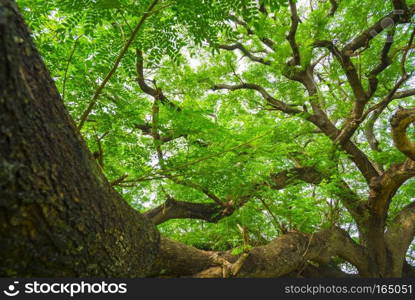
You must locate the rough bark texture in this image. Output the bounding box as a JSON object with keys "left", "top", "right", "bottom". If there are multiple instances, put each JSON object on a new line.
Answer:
{"left": 0, "top": 0, "right": 159, "bottom": 277}
{"left": 150, "top": 227, "right": 369, "bottom": 278}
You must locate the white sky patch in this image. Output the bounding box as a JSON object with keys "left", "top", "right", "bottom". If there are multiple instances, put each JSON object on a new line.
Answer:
{"left": 188, "top": 55, "right": 203, "bottom": 69}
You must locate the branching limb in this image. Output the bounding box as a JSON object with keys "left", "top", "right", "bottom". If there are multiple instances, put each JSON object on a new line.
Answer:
{"left": 143, "top": 165, "right": 364, "bottom": 226}
{"left": 363, "top": 25, "right": 414, "bottom": 150}
{"left": 314, "top": 40, "right": 367, "bottom": 103}
{"left": 212, "top": 83, "right": 301, "bottom": 114}
{"left": 144, "top": 197, "right": 226, "bottom": 225}
{"left": 136, "top": 49, "right": 181, "bottom": 111}
{"left": 315, "top": 14, "right": 414, "bottom": 147}
{"left": 343, "top": 4, "right": 414, "bottom": 55}
{"left": 287, "top": 0, "right": 301, "bottom": 66}
{"left": 368, "top": 159, "right": 415, "bottom": 222}
{"left": 218, "top": 43, "right": 271, "bottom": 65}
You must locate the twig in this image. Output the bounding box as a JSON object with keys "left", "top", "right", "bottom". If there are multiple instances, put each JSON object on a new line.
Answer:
{"left": 77, "top": 0, "right": 161, "bottom": 130}
{"left": 62, "top": 35, "right": 83, "bottom": 102}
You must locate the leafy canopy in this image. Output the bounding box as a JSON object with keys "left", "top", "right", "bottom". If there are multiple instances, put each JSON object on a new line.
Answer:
{"left": 18, "top": 0, "right": 415, "bottom": 255}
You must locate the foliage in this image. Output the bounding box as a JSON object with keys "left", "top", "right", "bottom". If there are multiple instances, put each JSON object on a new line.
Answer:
{"left": 18, "top": 0, "right": 415, "bottom": 261}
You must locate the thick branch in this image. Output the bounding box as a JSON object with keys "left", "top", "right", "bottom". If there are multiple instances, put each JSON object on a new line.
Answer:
{"left": 367, "top": 108, "right": 415, "bottom": 221}
{"left": 369, "top": 159, "right": 415, "bottom": 217}
{"left": 269, "top": 166, "right": 323, "bottom": 188}
{"left": 144, "top": 166, "right": 364, "bottom": 225}
{"left": 314, "top": 40, "right": 367, "bottom": 103}
{"left": 368, "top": 106, "right": 415, "bottom": 218}
{"left": 312, "top": 41, "right": 370, "bottom": 147}
{"left": 289, "top": 66, "right": 381, "bottom": 181}
{"left": 369, "top": 102, "right": 415, "bottom": 220}
{"left": 315, "top": 23, "right": 413, "bottom": 147}
{"left": 143, "top": 167, "right": 316, "bottom": 225}
{"left": 150, "top": 237, "right": 215, "bottom": 277}
{"left": 151, "top": 227, "right": 369, "bottom": 277}
{"left": 144, "top": 197, "right": 227, "bottom": 225}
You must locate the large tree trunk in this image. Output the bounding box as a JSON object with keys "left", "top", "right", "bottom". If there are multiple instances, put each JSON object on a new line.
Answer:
{"left": 0, "top": 0, "right": 159, "bottom": 277}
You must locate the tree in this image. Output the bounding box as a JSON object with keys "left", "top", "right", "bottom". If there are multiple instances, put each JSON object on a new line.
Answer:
{"left": 2, "top": 0, "right": 415, "bottom": 278}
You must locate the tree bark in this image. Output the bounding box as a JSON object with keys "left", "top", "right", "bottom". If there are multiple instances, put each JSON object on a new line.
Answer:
{"left": 149, "top": 228, "right": 369, "bottom": 278}
{"left": 0, "top": 0, "right": 159, "bottom": 277}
